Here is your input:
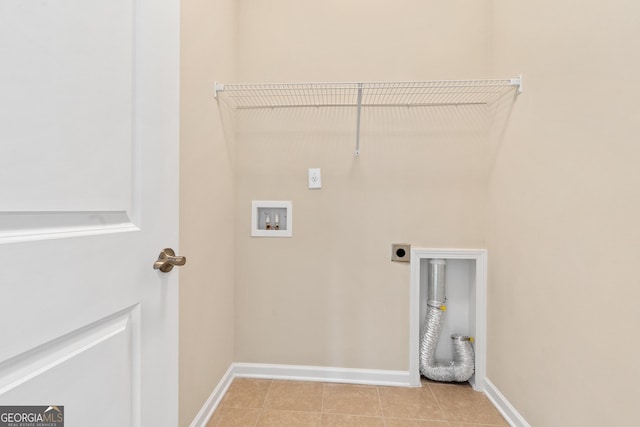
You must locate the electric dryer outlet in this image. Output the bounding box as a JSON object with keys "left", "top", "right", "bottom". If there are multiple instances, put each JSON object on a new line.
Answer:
{"left": 391, "top": 244, "right": 411, "bottom": 262}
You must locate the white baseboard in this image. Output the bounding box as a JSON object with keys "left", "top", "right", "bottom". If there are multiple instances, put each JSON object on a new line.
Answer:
{"left": 484, "top": 378, "right": 531, "bottom": 427}
{"left": 189, "top": 362, "right": 412, "bottom": 427}
{"left": 188, "top": 364, "right": 235, "bottom": 427}
{"left": 233, "top": 362, "right": 413, "bottom": 388}
{"left": 190, "top": 364, "right": 531, "bottom": 427}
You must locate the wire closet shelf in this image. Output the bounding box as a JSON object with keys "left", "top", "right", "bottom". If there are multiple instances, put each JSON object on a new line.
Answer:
{"left": 214, "top": 77, "right": 522, "bottom": 154}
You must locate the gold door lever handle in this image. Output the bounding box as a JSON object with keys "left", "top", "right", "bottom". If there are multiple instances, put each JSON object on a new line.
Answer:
{"left": 154, "top": 248, "right": 186, "bottom": 273}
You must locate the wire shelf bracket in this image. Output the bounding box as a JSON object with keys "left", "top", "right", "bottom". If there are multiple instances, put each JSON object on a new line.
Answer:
{"left": 214, "top": 82, "right": 225, "bottom": 99}
{"left": 510, "top": 75, "right": 523, "bottom": 94}
{"left": 214, "top": 77, "right": 523, "bottom": 155}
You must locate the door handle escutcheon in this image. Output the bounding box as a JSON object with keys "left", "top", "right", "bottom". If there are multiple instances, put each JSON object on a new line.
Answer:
{"left": 153, "top": 248, "right": 186, "bottom": 273}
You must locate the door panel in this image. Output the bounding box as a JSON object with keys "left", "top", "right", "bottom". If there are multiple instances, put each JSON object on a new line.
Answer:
{"left": 0, "top": 0, "right": 133, "bottom": 213}
{"left": 0, "top": 307, "right": 139, "bottom": 425}
{"left": 0, "top": 0, "right": 179, "bottom": 425}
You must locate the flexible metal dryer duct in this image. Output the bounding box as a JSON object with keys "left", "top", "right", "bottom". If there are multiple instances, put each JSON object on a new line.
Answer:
{"left": 419, "top": 259, "right": 475, "bottom": 382}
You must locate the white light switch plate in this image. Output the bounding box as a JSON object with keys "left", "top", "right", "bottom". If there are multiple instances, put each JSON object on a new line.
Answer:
{"left": 308, "top": 168, "right": 321, "bottom": 189}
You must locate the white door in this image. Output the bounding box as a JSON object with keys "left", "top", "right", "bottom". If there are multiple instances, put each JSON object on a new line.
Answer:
{"left": 0, "top": 0, "right": 179, "bottom": 426}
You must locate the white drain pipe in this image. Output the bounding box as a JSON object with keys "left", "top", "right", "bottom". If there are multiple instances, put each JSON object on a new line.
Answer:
{"left": 419, "top": 259, "right": 475, "bottom": 382}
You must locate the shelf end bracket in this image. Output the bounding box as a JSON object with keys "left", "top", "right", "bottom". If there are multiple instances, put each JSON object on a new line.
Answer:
{"left": 214, "top": 82, "right": 225, "bottom": 99}
{"left": 510, "top": 75, "right": 523, "bottom": 95}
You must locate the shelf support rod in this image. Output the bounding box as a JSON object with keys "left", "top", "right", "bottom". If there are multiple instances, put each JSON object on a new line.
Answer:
{"left": 355, "top": 83, "right": 363, "bottom": 156}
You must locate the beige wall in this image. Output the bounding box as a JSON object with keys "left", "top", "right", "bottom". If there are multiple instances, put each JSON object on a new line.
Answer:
{"left": 179, "top": 0, "right": 236, "bottom": 425}
{"left": 180, "top": 1, "right": 640, "bottom": 425}
{"left": 236, "top": 0, "right": 490, "bottom": 83}
{"left": 488, "top": 2, "right": 640, "bottom": 426}
{"left": 233, "top": 0, "right": 492, "bottom": 370}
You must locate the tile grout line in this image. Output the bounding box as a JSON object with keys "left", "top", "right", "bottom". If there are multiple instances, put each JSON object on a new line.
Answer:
{"left": 253, "top": 379, "right": 273, "bottom": 427}
{"left": 375, "top": 386, "right": 388, "bottom": 427}
{"left": 426, "top": 380, "right": 450, "bottom": 424}
{"left": 320, "top": 382, "right": 326, "bottom": 420}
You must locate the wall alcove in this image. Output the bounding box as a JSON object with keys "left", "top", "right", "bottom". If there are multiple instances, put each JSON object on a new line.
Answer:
{"left": 219, "top": 78, "right": 521, "bottom": 392}
{"left": 410, "top": 248, "right": 487, "bottom": 391}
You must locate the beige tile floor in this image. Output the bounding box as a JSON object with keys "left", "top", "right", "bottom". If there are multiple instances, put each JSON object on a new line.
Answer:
{"left": 208, "top": 378, "right": 508, "bottom": 427}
